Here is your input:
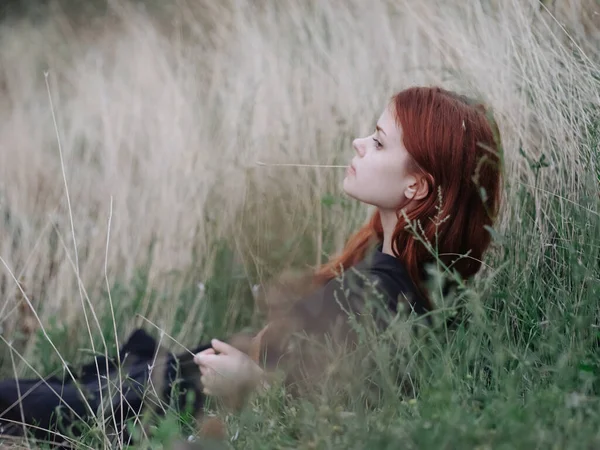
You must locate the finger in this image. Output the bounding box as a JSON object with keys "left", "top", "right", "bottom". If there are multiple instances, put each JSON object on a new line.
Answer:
{"left": 203, "top": 388, "right": 213, "bottom": 395}
{"left": 194, "top": 348, "right": 215, "bottom": 364}
{"left": 200, "top": 364, "right": 220, "bottom": 377}
{"left": 211, "top": 338, "right": 239, "bottom": 356}
{"left": 195, "top": 354, "right": 222, "bottom": 367}
{"left": 201, "top": 374, "right": 215, "bottom": 388}
{"left": 198, "top": 348, "right": 216, "bottom": 356}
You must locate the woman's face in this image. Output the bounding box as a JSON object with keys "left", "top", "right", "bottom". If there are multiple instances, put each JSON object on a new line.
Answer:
{"left": 343, "top": 104, "right": 420, "bottom": 210}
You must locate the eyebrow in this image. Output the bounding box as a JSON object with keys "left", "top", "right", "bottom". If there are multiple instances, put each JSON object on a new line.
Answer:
{"left": 376, "top": 124, "right": 387, "bottom": 136}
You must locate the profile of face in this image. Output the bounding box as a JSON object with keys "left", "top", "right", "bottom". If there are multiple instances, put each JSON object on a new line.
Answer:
{"left": 343, "top": 104, "right": 429, "bottom": 211}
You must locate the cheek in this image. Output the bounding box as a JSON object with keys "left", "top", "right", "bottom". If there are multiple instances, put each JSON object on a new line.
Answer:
{"left": 343, "top": 158, "right": 408, "bottom": 208}
{"left": 370, "top": 156, "right": 407, "bottom": 188}
{"left": 373, "top": 168, "right": 407, "bottom": 203}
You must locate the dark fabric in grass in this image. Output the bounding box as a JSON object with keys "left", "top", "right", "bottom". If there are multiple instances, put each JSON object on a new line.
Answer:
{"left": 0, "top": 329, "right": 211, "bottom": 447}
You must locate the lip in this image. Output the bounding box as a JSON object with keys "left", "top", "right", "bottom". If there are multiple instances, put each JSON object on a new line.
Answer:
{"left": 347, "top": 164, "right": 356, "bottom": 176}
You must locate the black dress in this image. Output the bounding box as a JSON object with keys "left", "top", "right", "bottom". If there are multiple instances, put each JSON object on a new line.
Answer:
{"left": 294, "top": 245, "right": 427, "bottom": 326}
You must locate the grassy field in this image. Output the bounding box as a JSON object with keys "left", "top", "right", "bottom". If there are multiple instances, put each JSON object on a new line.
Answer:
{"left": 0, "top": 0, "right": 599, "bottom": 448}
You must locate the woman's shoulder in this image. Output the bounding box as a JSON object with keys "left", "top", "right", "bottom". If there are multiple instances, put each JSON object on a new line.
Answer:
{"left": 289, "top": 247, "right": 427, "bottom": 327}
{"left": 346, "top": 248, "right": 427, "bottom": 315}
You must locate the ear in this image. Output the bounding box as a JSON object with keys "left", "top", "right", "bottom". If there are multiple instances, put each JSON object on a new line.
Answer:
{"left": 404, "top": 173, "right": 431, "bottom": 201}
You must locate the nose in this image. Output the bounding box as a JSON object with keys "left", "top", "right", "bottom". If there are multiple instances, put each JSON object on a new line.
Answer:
{"left": 352, "top": 138, "right": 365, "bottom": 157}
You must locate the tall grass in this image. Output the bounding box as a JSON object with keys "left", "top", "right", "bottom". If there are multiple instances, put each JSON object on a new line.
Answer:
{"left": 0, "top": 0, "right": 599, "bottom": 448}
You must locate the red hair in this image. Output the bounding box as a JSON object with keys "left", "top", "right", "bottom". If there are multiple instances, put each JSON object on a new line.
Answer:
{"left": 314, "top": 87, "right": 503, "bottom": 311}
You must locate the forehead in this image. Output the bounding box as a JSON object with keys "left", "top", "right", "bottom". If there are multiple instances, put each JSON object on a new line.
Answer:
{"left": 377, "top": 104, "right": 402, "bottom": 140}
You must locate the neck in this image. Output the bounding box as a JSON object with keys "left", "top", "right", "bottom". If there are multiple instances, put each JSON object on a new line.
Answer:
{"left": 379, "top": 208, "right": 399, "bottom": 256}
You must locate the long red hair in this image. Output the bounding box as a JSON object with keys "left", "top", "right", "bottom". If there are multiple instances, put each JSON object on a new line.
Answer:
{"left": 314, "top": 87, "right": 503, "bottom": 311}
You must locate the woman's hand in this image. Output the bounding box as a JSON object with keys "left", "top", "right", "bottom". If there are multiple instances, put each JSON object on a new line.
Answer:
{"left": 193, "top": 339, "right": 264, "bottom": 398}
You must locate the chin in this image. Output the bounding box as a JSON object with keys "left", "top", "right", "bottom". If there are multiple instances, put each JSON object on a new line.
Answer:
{"left": 342, "top": 187, "right": 362, "bottom": 203}
{"left": 343, "top": 179, "right": 375, "bottom": 205}
{"left": 342, "top": 179, "right": 355, "bottom": 197}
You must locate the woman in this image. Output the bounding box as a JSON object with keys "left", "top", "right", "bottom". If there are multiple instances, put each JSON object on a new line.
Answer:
{"left": 194, "top": 86, "right": 504, "bottom": 405}
{"left": 0, "top": 86, "right": 502, "bottom": 445}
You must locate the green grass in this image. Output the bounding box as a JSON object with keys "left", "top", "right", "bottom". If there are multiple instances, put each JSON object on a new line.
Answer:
{"left": 222, "top": 182, "right": 600, "bottom": 450}
{"left": 6, "top": 172, "right": 598, "bottom": 449}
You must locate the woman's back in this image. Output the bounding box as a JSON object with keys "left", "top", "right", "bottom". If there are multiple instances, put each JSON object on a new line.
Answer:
{"left": 291, "top": 244, "right": 427, "bottom": 334}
